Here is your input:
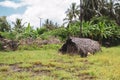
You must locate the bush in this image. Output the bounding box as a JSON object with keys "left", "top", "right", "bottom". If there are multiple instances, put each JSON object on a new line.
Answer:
{"left": 37, "top": 27, "right": 48, "bottom": 35}
{"left": 53, "top": 28, "right": 68, "bottom": 40}
{"left": 0, "top": 32, "right": 16, "bottom": 40}
{"left": 40, "top": 27, "right": 68, "bottom": 41}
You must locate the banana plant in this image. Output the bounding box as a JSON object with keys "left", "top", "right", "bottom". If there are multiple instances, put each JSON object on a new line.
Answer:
{"left": 23, "top": 23, "right": 38, "bottom": 39}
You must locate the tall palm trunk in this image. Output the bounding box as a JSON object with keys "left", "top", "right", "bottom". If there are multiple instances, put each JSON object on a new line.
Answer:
{"left": 79, "top": 0, "right": 83, "bottom": 37}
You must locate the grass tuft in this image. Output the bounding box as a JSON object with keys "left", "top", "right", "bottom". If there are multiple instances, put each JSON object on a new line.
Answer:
{"left": 0, "top": 65, "right": 10, "bottom": 72}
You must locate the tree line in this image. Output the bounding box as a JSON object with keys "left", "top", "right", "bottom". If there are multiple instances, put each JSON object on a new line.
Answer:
{"left": 0, "top": 0, "right": 120, "bottom": 46}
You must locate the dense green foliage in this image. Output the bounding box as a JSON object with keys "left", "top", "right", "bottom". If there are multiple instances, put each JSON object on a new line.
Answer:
{"left": 0, "top": 18, "right": 119, "bottom": 46}
{"left": 39, "top": 17, "right": 120, "bottom": 45}
{"left": 0, "top": 16, "right": 119, "bottom": 46}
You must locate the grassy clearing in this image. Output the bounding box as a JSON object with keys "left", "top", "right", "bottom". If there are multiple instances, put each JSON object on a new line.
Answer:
{"left": 0, "top": 45, "right": 120, "bottom": 80}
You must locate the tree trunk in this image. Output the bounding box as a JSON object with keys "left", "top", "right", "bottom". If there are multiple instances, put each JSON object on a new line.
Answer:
{"left": 79, "top": 0, "right": 83, "bottom": 38}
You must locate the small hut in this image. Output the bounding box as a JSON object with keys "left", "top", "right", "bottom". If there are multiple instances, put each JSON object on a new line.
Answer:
{"left": 59, "top": 37, "right": 101, "bottom": 57}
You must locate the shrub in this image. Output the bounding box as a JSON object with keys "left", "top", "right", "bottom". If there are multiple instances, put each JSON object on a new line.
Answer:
{"left": 0, "top": 32, "right": 16, "bottom": 40}
{"left": 37, "top": 27, "right": 48, "bottom": 35}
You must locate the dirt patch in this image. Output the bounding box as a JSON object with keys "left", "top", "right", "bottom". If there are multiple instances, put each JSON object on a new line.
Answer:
{"left": 77, "top": 73, "right": 95, "bottom": 80}
{"left": 0, "top": 63, "right": 5, "bottom": 66}
{"left": 80, "top": 59, "right": 94, "bottom": 65}
{"left": 33, "top": 69, "right": 51, "bottom": 75}
{"left": 0, "top": 62, "right": 51, "bottom": 76}
{"left": 0, "top": 59, "right": 96, "bottom": 79}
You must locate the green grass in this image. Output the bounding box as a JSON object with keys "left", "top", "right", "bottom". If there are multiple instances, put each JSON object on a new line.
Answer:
{"left": 0, "top": 45, "right": 120, "bottom": 80}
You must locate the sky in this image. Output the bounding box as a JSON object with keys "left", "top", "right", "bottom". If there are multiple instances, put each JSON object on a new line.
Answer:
{"left": 0, "top": 0, "right": 79, "bottom": 28}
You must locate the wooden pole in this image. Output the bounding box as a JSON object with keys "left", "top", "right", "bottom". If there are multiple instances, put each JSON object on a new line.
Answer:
{"left": 39, "top": 17, "right": 42, "bottom": 27}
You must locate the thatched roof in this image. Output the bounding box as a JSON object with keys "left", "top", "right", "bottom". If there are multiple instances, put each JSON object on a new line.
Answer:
{"left": 59, "top": 37, "right": 101, "bottom": 57}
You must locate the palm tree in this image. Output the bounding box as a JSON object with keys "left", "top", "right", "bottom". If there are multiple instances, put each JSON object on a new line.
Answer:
{"left": 81, "top": 0, "right": 120, "bottom": 25}
{"left": 0, "top": 16, "right": 11, "bottom": 32}
{"left": 114, "top": 2, "right": 120, "bottom": 25}
{"left": 66, "top": 3, "right": 79, "bottom": 20}
{"left": 12, "top": 18, "right": 26, "bottom": 33}
{"left": 81, "top": 0, "right": 103, "bottom": 21}
{"left": 98, "top": 0, "right": 120, "bottom": 25}
{"left": 64, "top": 3, "right": 79, "bottom": 28}
{"left": 63, "top": 13, "right": 73, "bottom": 28}
{"left": 43, "top": 19, "right": 56, "bottom": 30}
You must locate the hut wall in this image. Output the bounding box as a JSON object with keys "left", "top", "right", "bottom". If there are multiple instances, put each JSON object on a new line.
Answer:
{"left": 66, "top": 42, "right": 78, "bottom": 54}
{"left": 59, "top": 43, "right": 67, "bottom": 54}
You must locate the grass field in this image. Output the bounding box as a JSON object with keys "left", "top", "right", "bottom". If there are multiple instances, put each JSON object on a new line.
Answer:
{"left": 0, "top": 45, "right": 120, "bottom": 80}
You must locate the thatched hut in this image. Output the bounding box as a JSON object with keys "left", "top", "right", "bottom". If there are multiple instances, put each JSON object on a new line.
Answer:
{"left": 59, "top": 37, "right": 101, "bottom": 57}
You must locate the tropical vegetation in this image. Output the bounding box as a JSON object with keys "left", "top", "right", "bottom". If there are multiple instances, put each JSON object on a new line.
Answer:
{"left": 0, "top": 0, "right": 119, "bottom": 47}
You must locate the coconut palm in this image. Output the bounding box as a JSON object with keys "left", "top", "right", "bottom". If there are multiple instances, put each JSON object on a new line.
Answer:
{"left": 99, "top": 0, "right": 120, "bottom": 25}
{"left": 63, "top": 13, "right": 73, "bottom": 28}
{"left": 112, "top": 0, "right": 120, "bottom": 25}
{"left": 66, "top": 3, "right": 79, "bottom": 21}
{"left": 64, "top": 3, "right": 79, "bottom": 27}
{"left": 43, "top": 19, "right": 57, "bottom": 30}
{"left": 82, "top": 0, "right": 120, "bottom": 25}
{"left": 0, "top": 16, "right": 11, "bottom": 32}
{"left": 12, "top": 18, "right": 26, "bottom": 33}
{"left": 81, "top": 0, "right": 103, "bottom": 21}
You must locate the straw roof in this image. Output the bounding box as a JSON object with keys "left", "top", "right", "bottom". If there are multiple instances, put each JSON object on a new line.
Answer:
{"left": 59, "top": 37, "right": 101, "bottom": 57}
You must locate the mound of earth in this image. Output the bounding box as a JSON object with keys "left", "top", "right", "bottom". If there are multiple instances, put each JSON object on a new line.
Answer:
{"left": 0, "top": 38, "right": 18, "bottom": 51}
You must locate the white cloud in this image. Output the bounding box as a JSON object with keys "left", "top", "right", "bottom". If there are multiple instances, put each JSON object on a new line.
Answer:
{"left": 7, "top": 0, "right": 79, "bottom": 28}
{"left": 0, "top": 0, "right": 26, "bottom": 9}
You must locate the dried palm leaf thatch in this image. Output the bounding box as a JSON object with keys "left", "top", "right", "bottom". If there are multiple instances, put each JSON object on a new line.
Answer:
{"left": 59, "top": 37, "right": 101, "bottom": 57}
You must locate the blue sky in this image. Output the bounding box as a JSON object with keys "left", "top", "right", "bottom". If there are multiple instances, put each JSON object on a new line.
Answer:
{"left": 0, "top": 0, "right": 27, "bottom": 16}
{"left": 0, "top": 6, "right": 26, "bottom": 16}
{"left": 0, "top": 0, "right": 79, "bottom": 28}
